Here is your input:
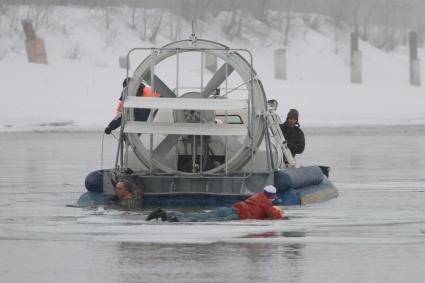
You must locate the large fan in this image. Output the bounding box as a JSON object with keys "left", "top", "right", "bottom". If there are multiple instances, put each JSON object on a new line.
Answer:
{"left": 121, "top": 39, "right": 268, "bottom": 175}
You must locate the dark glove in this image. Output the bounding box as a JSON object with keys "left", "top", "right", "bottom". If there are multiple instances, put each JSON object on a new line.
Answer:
{"left": 104, "top": 126, "right": 112, "bottom": 134}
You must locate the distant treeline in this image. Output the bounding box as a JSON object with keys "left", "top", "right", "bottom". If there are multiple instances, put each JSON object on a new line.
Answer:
{"left": 2, "top": 0, "right": 424, "bottom": 27}
{"left": 2, "top": 0, "right": 425, "bottom": 49}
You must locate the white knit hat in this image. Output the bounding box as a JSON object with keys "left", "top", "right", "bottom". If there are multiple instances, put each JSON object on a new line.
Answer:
{"left": 263, "top": 185, "right": 277, "bottom": 194}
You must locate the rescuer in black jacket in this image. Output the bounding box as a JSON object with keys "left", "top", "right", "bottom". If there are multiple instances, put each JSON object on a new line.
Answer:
{"left": 279, "top": 109, "right": 305, "bottom": 157}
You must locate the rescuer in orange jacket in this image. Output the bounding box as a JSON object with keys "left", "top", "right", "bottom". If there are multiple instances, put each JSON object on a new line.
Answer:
{"left": 146, "top": 185, "right": 284, "bottom": 222}
{"left": 104, "top": 77, "right": 160, "bottom": 134}
{"left": 233, "top": 186, "right": 283, "bottom": 220}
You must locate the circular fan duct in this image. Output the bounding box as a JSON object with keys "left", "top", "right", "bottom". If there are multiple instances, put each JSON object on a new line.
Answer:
{"left": 125, "top": 39, "right": 268, "bottom": 175}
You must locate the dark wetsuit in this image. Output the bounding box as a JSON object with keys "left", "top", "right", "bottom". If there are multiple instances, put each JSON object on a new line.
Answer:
{"left": 279, "top": 122, "right": 305, "bottom": 156}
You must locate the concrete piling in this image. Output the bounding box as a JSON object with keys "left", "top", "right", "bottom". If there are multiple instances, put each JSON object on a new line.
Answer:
{"left": 274, "top": 48, "right": 287, "bottom": 80}
{"left": 21, "top": 19, "right": 48, "bottom": 65}
{"left": 350, "top": 32, "right": 362, "bottom": 84}
{"left": 409, "top": 31, "right": 421, "bottom": 86}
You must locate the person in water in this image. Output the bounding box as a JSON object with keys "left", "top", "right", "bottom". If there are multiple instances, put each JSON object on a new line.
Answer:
{"left": 112, "top": 180, "right": 143, "bottom": 210}
{"left": 279, "top": 109, "right": 305, "bottom": 157}
{"left": 145, "top": 185, "right": 283, "bottom": 222}
{"left": 104, "top": 77, "right": 160, "bottom": 134}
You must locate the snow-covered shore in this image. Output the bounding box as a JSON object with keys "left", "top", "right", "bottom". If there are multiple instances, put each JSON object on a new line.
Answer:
{"left": 1, "top": 6, "right": 424, "bottom": 132}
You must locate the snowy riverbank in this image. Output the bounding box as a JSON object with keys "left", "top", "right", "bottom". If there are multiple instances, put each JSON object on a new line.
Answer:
{"left": 1, "top": 6, "right": 424, "bottom": 131}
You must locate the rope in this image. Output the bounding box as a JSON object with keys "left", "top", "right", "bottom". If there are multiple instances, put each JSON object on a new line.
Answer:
{"left": 101, "top": 132, "right": 105, "bottom": 169}
{"left": 111, "top": 132, "right": 119, "bottom": 141}
{"left": 101, "top": 132, "right": 119, "bottom": 170}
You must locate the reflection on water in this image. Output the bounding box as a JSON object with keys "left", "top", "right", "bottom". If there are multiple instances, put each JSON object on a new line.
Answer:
{"left": 241, "top": 230, "right": 306, "bottom": 238}
{"left": 281, "top": 231, "right": 306, "bottom": 238}
{"left": 115, "top": 242, "right": 305, "bottom": 283}
{"left": 299, "top": 125, "right": 425, "bottom": 183}
{"left": 1, "top": 126, "right": 425, "bottom": 282}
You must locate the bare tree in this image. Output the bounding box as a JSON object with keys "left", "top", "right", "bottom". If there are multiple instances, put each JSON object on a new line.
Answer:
{"left": 379, "top": 0, "right": 396, "bottom": 50}
{"left": 166, "top": 13, "right": 182, "bottom": 40}
{"left": 149, "top": 9, "right": 164, "bottom": 43}
{"left": 0, "top": 0, "right": 7, "bottom": 28}
{"left": 220, "top": 2, "right": 248, "bottom": 40}
{"left": 415, "top": 8, "right": 425, "bottom": 47}
{"left": 350, "top": 0, "right": 362, "bottom": 32}
{"left": 252, "top": 0, "right": 270, "bottom": 24}
{"left": 125, "top": 0, "right": 136, "bottom": 29}
{"left": 105, "top": 6, "right": 110, "bottom": 30}
{"left": 362, "top": 0, "right": 378, "bottom": 41}
{"left": 330, "top": 0, "right": 347, "bottom": 53}
{"left": 140, "top": 8, "right": 148, "bottom": 41}
{"left": 7, "top": 6, "right": 20, "bottom": 31}
{"left": 223, "top": 4, "right": 237, "bottom": 38}
{"left": 130, "top": 7, "right": 137, "bottom": 29}
{"left": 284, "top": 0, "right": 294, "bottom": 46}
{"left": 0, "top": 0, "right": 8, "bottom": 15}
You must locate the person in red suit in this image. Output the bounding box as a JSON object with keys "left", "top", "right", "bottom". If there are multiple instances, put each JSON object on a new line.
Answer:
{"left": 146, "top": 185, "right": 284, "bottom": 222}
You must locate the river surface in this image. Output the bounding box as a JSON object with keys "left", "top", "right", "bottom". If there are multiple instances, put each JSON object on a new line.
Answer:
{"left": 1, "top": 126, "right": 425, "bottom": 283}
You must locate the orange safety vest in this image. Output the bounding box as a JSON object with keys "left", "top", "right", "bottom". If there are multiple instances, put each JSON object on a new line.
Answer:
{"left": 142, "top": 85, "right": 160, "bottom": 97}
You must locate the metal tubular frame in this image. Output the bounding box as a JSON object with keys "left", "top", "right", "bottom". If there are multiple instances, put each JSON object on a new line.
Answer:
{"left": 200, "top": 51, "right": 204, "bottom": 174}
{"left": 115, "top": 41, "right": 271, "bottom": 179}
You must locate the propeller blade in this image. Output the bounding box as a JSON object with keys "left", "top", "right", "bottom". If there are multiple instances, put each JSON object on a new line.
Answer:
{"left": 201, "top": 63, "right": 234, "bottom": 98}
{"left": 153, "top": 135, "right": 178, "bottom": 160}
{"left": 143, "top": 71, "right": 177, "bottom": 98}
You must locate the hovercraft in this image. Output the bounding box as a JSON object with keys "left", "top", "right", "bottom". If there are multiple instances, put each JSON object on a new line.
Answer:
{"left": 78, "top": 36, "right": 338, "bottom": 207}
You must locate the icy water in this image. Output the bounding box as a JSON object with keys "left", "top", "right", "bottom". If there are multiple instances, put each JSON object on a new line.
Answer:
{"left": 1, "top": 126, "right": 425, "bottom": 283}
